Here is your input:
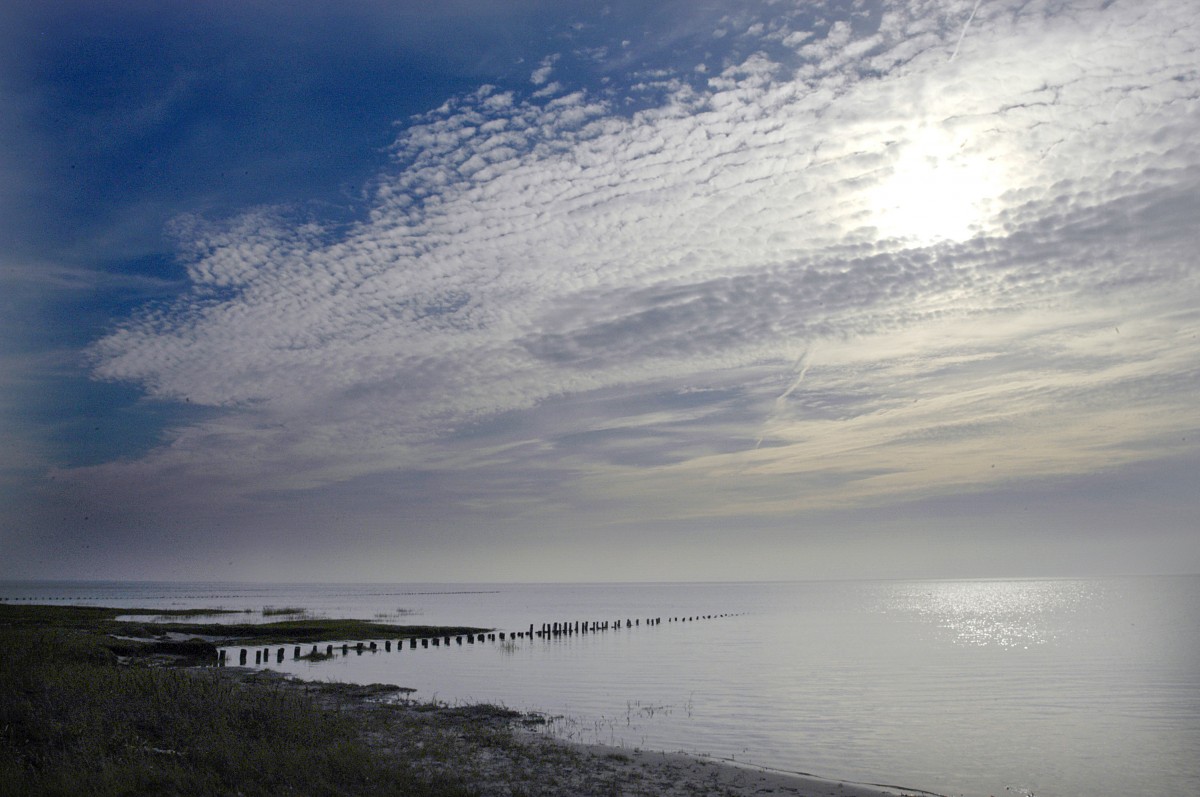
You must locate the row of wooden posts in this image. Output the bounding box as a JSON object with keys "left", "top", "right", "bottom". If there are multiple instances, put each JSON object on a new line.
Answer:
{"left": 220, "top": 613, "right": 734, "bottom": 666}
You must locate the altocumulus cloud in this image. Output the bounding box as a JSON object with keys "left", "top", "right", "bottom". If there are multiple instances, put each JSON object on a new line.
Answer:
{"left": 69, "top": 0, "right": 1200, "bottom": 568}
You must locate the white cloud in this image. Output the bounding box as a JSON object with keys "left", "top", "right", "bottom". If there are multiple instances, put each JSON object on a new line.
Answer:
{"left": 80, "top": 0, "right": 1200, "bottom": 527}
{"left": 530, "top": 54, "right": 559, "bottom": 85}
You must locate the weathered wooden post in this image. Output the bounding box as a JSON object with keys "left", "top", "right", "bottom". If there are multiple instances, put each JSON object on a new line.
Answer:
{"left": 254, "top": 650, "right": 261, "bottom": 665}
{"left": 277, "top": 648, "right": 284, "bottom": 663}
{"left": 370, "top": 641, "right": 377, "bottom": 651}
{"left": 410, "top": 638, "right": 417, "bottom": 649}
{"left": 294, "top": 646, "right": 301, "bottom": 659}
{"left": 240, "top": 649, "right": 248, "bottom": 665}
{"left": 385, "top": 640, "right": 391, "bottom": 651}
{"left": 444, "top": 635, "right": 451, "bottom": 645}
{"left": 342, "top": 643, "right": 349, "bottom": 654}
{"left": 456, "top": 636, "right": 463, "bottom": 644}
{"left": 311, "top": 645, "right": 318, "bottom": 656}
{"left": 421, "top": 638, "right": 428, "bottom": 648}
{"left": 356, "top": 642, "right": 364, "bottom": 654}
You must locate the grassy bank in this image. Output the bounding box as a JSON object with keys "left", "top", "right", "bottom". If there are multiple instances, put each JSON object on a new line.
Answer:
{"left": 0, "top": 604, "right": 487, "bottom": 648}
{"left": 0, "top": 605, "right": 488, "bottom": 796}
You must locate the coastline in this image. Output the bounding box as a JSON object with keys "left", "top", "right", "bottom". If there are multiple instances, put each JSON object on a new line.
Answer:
{"left": 525, "top": 738, "right": 942, "bottom": 797}
{"left": 0, "top": 602, "right": 945, "bottom": 796}
{"left": 216, "top": 667, "right": 940, "bottom": 797}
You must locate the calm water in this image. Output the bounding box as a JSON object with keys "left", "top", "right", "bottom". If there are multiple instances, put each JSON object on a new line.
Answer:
{"left": 3, "top": 576, "right": 1197, "bottom": 797}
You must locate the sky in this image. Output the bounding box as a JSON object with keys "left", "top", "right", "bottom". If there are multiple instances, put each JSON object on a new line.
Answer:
{"left": 2, "top": 0, "right": 1198, "bottom": 583}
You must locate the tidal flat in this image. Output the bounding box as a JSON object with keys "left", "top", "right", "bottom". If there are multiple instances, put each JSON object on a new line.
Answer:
{"left": 0, "top": 604, "right": 930, "bottom": 797}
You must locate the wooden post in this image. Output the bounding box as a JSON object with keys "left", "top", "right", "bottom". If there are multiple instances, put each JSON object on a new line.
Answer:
{"left": 422, "top": 638, "right": 429, "bottom": 648}
{"left": 410, "top": 638, "right": 416, "bottom": 649}
{"left": 356, "top": 642, "right": 364, "bottom": 653}
{"left": 277, "top": 648, "right": 284, "bottom": 663}
{"left": 370, "top": 641, "right": 377, "bottom": 651}
{"left": 294, "top": 646, "right": 301, "bottom": 659}
{"left": 385, "top": 640, "right": 391, "bottom": 651}
{"left": 240, "top": 649, "right": 247, "bottom": 665}
{"left": 342, "top": 643, "right": 349, "bottom": 654}
{"left": 254, "top": 650, "right": 261, "bottom": 665}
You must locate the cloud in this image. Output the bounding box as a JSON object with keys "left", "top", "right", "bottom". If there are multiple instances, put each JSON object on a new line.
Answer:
{"left": 71, "top": 0, "right": 1200, "bottom": 535}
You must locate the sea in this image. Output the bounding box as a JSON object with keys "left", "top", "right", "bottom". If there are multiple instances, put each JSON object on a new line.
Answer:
{"left": 3, "top": 576, "right": 1196, "bottom": 797}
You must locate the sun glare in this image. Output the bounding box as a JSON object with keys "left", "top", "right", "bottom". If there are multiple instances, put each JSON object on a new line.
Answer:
{"left": 868, "top": 124, "right": 1006, "bottom": 245}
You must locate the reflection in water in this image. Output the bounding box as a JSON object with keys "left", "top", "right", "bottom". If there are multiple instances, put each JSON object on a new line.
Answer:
{"left": 883, "top": 579, "right": 1098, "bottom": 648}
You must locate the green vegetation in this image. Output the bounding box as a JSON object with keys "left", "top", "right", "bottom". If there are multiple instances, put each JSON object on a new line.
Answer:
{"left": 261, "top": 605, "right": 308, "bottom": 616}
{"left": 0, "top": 605, "right": 490, "bottom": 796}
{"left": 200, "top": 618, "right": 486, "bottom": 645}
{"left": 0, "top": 603, "right": 487, "bottom": 648}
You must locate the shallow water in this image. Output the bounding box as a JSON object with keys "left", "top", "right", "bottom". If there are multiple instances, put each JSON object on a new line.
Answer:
{"left": 4, "top": 576, "right": 1197, "bottom": 797}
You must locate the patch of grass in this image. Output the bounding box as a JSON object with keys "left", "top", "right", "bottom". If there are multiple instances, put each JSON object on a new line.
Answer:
{"left": 261, "top": 605, "right": 307, "bottom": 616}
{"left": 0, "top": 607, "right": 479, "bottom": 796}
{"left": 0, "top": 603, "right": 489, "bottom": 647}
{"left": 2, "top": 604, "right": 670, "bottom": 797}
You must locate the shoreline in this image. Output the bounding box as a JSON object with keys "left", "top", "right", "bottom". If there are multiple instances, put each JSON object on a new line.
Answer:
{"left": 1, "top": 602, "right": 947, "bottom": 796}
{"left": 533, "top": 738, "right": 943, "bottom": 797}
{"left": 216, "top": 666, "right": 941, "bottom": 797}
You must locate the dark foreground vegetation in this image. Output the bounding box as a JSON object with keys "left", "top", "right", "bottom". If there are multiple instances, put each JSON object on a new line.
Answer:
{"left": 0, "top": 604, "right": 515, "bottom": 796}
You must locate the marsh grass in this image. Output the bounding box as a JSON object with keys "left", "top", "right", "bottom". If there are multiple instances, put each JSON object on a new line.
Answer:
{"left": 261, "top": 605, "right": 308, "bottom": 617}
{"left": 0, "top": 606, "right": 480, "bottom": 796}
{"left": 0, "top": 604, "right": 674, "bottom": 797}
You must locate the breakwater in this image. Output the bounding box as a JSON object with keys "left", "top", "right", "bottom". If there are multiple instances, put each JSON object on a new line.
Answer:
{"left": 221, "top": 612, "right": 736, "bottom": 666}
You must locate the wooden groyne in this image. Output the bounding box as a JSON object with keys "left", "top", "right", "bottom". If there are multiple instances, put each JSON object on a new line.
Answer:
{"left": 222, "top": 612, "right": 738, "bottom": 667}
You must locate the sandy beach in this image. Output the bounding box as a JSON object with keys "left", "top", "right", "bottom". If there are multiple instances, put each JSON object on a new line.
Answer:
{"left": 226, "top": 668, "right": 941, "bottom": 797}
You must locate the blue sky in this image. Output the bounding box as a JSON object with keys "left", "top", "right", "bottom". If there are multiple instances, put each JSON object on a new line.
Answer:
{"left": 3, "top": 0, "right": 1198, "bottom": 582}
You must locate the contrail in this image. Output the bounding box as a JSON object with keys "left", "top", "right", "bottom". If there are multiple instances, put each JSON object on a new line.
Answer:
{"left": 755, "top": 347, "right": 814, "bottom": 449}
{"left": 949, "top": 0, "right": 983, "bottom": 62}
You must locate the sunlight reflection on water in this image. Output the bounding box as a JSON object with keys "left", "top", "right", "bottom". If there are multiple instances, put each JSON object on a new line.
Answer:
{"left": 5, "top": 577, "right": 1197, "bottom": 797}
{"left": 882, "top": 579, "right": 1099, "bottom": 648}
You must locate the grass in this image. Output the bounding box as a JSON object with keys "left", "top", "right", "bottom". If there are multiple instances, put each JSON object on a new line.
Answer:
{"left": 0, "top": 605, "right": 489, "bottom": 796}
{"left": 261, "top": 605, "right": 308, "bottom": 616}
{"left": 0, "top": 604, "right": 700, "bottom": 797}
{"left": 203, "top": 619, "right": 486, "bottom": 645}
{"left": 0, "top": 603, "right": 488, "bottom": 648}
